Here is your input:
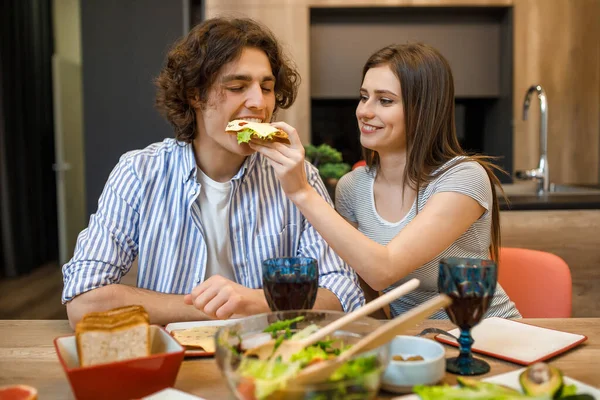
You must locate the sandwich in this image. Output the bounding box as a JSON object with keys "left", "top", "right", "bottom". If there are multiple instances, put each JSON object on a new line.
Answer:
{"left": 170, "top": 326, "right": 220, "bottom": 353}
{"left": 226, "top": 120, "right": 290, "bottom": 145}
{"left": 75, "top": 305, "right": 150, "bottom": 367}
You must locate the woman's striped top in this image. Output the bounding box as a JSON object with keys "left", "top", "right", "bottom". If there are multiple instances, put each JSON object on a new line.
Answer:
{"left": 335, "top": 157, "right": 521, "bottom": 319}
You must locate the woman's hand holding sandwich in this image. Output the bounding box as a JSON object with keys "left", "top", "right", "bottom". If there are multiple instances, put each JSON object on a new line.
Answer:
{"left": 249, "top": 121, "right": 313, "bottom": 203}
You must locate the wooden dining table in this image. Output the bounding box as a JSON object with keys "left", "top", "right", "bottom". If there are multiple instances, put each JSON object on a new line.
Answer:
{"left": 0, "top": 318, "right": 598, "bottom": 399}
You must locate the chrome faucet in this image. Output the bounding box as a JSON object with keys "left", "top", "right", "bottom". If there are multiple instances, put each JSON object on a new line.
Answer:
{"left": 515, "top": 85, "right": 549, "bottom": 195}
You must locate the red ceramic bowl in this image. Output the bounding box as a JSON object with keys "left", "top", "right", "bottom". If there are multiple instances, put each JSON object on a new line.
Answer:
{"left": 54, "top": 325, "right": 185, "bottom": 400}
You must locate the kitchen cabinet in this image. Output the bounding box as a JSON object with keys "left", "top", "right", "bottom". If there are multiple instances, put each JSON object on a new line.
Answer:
{"left": 205, "top": 0, "right": 600, "bottom": 182}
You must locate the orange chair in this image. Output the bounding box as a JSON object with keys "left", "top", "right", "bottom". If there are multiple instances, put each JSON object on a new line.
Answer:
{"left": 352, "top": 160, "right": 366, "bottom": 170}
{"left": 498, "top": 247, "right": 572, "bottom": 318}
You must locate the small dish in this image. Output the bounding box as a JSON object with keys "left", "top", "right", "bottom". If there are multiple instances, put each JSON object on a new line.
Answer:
{"left": 381, "top": 335, "right": 446, "bottom": 394}
{"left": 54, "top": 325, "right": 185, "bottom": 400}
{"left": 143, "top": 387, "right": 207, "bottom": 399}
{"left": 165, "top": 319, "right": 239, "bottom": 357}
{"left": 393, "top": 368, "right": 600, "bottom": 399}
{"left": 484, "top": 369, "right": 600, "bottom": 396}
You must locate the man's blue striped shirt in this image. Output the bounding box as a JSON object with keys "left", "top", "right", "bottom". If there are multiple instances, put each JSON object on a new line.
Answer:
{"left": 62, "top": 139, "right": 365, "bottom": 312}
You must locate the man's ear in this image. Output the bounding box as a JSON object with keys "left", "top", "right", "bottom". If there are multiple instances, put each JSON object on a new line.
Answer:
{"left": 188, "top": 90, "right": 201, "bottom": 109}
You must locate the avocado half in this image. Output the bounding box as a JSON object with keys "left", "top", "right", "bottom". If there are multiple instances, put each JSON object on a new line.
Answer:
{"left": 519, "top": 362, "right": 564, "bottom": 398}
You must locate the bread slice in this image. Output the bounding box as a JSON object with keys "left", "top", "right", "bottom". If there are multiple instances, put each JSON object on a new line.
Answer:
{"left": 76, "top": 305, "right": 150, "bottom": 367}
{"left": 82, "top": 305, "right": 146, "bottom": 319}
{"left": 82, "top": 305, "right": 149, "bottom": 325}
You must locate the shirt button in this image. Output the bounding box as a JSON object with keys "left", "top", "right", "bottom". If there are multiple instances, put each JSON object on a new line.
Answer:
{"left": 191, "top": 189, "right": 196, "bottom": 195}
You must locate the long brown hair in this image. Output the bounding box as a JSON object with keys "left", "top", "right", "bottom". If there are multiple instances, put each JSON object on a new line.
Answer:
{"left": 155, "top": 17, "right": 300, "bottom": 143}
{"left": 361, "top": 43, "right": 504, "bottom": 261}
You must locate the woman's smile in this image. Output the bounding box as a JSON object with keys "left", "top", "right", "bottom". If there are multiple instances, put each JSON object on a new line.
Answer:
{"left": 360, "top": 122, "right": 382, "bottom": 134}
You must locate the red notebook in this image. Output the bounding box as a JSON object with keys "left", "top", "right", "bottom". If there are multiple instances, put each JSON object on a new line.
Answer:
{"left": 435, "top": 317, "right": 587, "bottom": 365}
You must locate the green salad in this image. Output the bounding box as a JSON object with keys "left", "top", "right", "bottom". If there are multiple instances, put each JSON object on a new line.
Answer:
{"left": 235, "top": 316, "right": 381, "bottom": 400}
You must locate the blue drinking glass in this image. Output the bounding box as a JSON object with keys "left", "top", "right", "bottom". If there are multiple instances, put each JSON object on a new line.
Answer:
{"left": 438, "top": 257, "right": 497, "bottom": 376}
{"left": 262, "top": 257, "right": 319, "bottom": 311}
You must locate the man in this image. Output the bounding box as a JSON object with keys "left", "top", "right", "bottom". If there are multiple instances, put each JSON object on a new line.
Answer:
{"left": 62, "top": 17, "right": 364, "bottom": 328}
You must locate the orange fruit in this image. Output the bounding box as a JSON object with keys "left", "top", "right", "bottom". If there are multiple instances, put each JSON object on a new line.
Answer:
{"left": 0, "top": 385, "right": 38, "bottom": 400}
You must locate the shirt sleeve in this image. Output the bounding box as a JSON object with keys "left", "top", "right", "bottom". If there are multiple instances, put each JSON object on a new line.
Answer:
{"left": 296, "top": 162, "right": 365, "bottom": 312}
{"left": 334, "top": 171, "right": 357, "bottom": 223}
{"left": 431, "top": 160, "right": 493, "bottom": 215}
{"left": 61, "top": 156, "right": 141, "bottom": 303}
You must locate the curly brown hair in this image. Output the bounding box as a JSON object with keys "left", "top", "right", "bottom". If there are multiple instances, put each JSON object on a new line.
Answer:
{"left": 155, "top": 17, "right": 300, "bottom": 143}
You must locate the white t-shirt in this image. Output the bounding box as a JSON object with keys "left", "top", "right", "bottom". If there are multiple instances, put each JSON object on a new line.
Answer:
{"left": 196, "top": 168, "right": 235, "bottom": 281}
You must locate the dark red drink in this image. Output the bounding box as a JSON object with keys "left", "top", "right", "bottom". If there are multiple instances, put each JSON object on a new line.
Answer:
{"left": 263, "top": 276, "right": 318, "bottom": 311}
{"left": 445, "top": 293, "right": 491, "bottom": 330}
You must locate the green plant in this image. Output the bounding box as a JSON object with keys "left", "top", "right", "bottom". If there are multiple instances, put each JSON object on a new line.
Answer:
{"left": 304, "top": 144, "right": 351, "bottom": 181}
{"left": 318, "top": 163, "right": 351, "bottom": 180}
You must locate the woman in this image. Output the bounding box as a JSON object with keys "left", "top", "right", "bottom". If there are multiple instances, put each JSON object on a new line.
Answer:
{"left": 250, "top": 43, "right": 520, "bottom": 319}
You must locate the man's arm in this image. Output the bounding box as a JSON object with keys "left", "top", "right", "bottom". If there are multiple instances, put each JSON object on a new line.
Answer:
{"left": 185, "top": 275, "right": 343, "bottom": 318}
{"left": 66, "top": 284, "right": 211, "bottom": 329}
{"left": 63, "top": 157, "right": 200, "bottom": 328}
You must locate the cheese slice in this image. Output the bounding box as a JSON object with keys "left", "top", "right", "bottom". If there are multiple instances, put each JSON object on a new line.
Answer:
{"left": 225, "top": 120, "right": 280, "bottom": 138}
{"left": 171, "top": 326, "right": 220, "bottom": 353}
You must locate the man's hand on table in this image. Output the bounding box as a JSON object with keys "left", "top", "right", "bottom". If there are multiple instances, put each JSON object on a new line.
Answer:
{"left": 184, "top": 275, "right": 270, "bottom": 319}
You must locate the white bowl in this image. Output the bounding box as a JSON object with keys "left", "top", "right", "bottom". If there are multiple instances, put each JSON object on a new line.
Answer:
{"left": 381, "top": 335, "right": 446, "bottom": 394}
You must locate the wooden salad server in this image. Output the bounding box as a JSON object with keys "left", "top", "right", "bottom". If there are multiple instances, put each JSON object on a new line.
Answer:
{"left": 244, "top": 278, "right": 421, "bottom": 361}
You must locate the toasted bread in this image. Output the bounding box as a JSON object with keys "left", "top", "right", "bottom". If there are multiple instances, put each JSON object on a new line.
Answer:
{"left": 82, "top": 305, "right": 149, "bottom": 325}
{"left": 76, "top": 305, "right": 150, "bottom": 367}
{"left": 82, "top": 305, "right": 146, "bottom": 319}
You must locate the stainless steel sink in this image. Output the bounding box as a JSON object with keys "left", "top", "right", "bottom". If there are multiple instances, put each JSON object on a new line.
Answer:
{"left": 498, "top": 182, "right": 600, "bottom": 197}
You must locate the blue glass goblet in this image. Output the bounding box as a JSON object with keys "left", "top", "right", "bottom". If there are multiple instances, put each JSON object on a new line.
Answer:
{"left": 262, "top": 257, "right": 319, "bottom": 311}
{"left": 438, "top": 257, "right": 497, "bottom": 376}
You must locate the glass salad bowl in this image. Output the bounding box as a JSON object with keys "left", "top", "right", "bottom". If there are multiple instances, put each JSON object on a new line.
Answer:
{"left": 215, "top": 310, "right": 390, "bottom": 400}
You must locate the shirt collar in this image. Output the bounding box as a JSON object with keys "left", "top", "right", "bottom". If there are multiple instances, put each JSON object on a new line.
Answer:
{"left": 180, "top": 141, "right": 197, "bottom": 184}
{"left": 180, "top": 141, "right": 259, "bottom": 183}
{"left": 233, "top": 153, "right": 258, "bottom": 181}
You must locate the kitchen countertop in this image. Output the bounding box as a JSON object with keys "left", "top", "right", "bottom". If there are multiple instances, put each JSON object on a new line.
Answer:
{"left": 499, "top": 194, "right": 600, "bottom": 210}
{"left": 498, "top": 182, "right": 600, "bottom": 211}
